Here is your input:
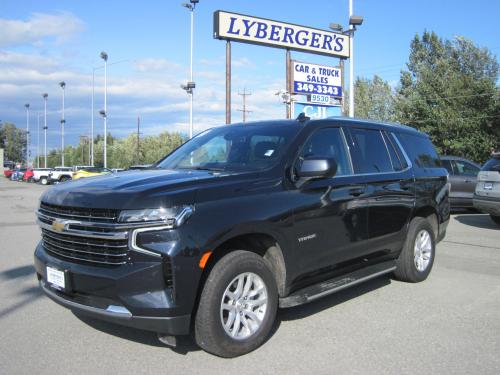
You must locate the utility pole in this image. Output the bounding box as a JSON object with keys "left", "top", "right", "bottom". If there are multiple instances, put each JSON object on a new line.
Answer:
{"left": 237, "top": 88, "right": 252, "bottom": 123}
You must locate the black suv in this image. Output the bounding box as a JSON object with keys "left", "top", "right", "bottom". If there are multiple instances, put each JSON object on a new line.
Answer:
{"left": 34, "top": 117, "right": 450, "bottom": 357}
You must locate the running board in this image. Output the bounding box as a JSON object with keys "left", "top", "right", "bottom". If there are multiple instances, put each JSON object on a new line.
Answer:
{"left": 279, "top": 261, "right": 396, "bottom": 308}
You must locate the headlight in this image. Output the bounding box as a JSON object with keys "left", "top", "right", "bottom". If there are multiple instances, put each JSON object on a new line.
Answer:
{"left": 118, "top": 206, "right": 193, "bottom": 226}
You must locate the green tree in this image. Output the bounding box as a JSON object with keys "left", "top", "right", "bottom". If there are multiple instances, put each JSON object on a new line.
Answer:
{"left": 354, "top": 75, "right": 396, "bottom": 122}
{"left": 0, "top": 122, "right": 27, "bottom": 163}
{"left": 395, "top": 31, "right": 499, "bottom": 163}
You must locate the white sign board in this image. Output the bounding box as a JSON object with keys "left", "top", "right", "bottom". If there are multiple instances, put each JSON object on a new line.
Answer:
{"left": 293, "top": 61, "right": 342, "bottom": 97}
{"left": 214, "top": 11, "right": 350, "bottom": 58}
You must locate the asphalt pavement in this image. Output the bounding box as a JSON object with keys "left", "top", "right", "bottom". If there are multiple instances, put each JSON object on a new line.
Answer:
{"left": 0, "top": 177, "right": 499, "bottom": 374}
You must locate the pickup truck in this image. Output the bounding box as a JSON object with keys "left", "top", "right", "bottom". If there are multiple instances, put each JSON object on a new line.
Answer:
{"left": 32, "top": 168, "right": 53, "bottom": 185}
{"left": 48, "top": 167, "right": 73, "bottom": 184}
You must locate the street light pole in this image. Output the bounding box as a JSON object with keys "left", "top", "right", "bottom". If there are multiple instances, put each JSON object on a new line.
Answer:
{"left": 349, "top": 0, "right": 354, "bottom": 117}
{"left": 91, "top": 69, "right": 95, "bottom": 166}
{"left": 24, "top": 104, "right": 30, "bottom": 166}
{"left": 37, "top": 112, "right": 40, "bottom": 168}
{"left": 100, "top": 51, "right": 108, "bottom": 168}
{"left": 59, "top": 81, "right": 66, "bottom": 166}
{"left": 182, "top": 0, "right": 199, "bottom": 138}
{"left": 42, "top": 93, "right": 48, "bottom": 168}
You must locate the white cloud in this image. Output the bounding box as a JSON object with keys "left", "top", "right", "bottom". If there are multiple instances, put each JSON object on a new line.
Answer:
{"left": 133, "top": 58, "right": 183, "bottom": 73}
{"left": 0, "top": 12, "right": 85, "bottom": 48}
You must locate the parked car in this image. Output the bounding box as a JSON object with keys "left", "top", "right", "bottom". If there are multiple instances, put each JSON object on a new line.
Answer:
{"left": 3, "top": 169, "right": 14, "bottom": 179}
{"left": 34, "top": 117, "right": 450, "bottom": 357}
{"left": 10, "top": 168, "right": 27, "bottom": 181}
{"left": 440, "top": 156, "right": 481, "bottom": 208}
{"left": 473, "top": 153, "right": 500, "bottom": 225}
{"left": 72, "top": 167, "right": 112, "bottom": 180}
{"left": 23, "top": 168, "right": 35, "bottom": 182}
{"left": 72, "top": 165, "right": 94, "bottom": 172}
{"left": 47, "top": 167, "right": 73, "bottom": 184}
{"left": 33, "top": 168, "right": 53, "bottom": 185}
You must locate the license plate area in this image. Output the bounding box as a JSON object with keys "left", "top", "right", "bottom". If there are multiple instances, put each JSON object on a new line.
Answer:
{"left": 46, "top": 266, "right": 66, "bottom": 290}
{"left": 484, "top": 182, "right": 493, "bottom": 190}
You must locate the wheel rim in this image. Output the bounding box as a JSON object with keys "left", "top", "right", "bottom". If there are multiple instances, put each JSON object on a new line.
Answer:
{"left": 220, "top": 272, "right": 268, "bottom": 340}
{"left": 414, "top": 229, "right": 432, "bottom": 272}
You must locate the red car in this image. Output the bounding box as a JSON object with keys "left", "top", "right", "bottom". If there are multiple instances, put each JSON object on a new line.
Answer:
{"left": 4, "top": 169, "right": 14, "bottom": 179}
{"left": 23, "top": 168, "right": 34, "bottom": 182}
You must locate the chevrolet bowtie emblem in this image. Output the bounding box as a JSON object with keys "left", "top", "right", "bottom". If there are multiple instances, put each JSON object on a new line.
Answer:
{"left": 52, "top": 219, "right": 66, "bottom": 232}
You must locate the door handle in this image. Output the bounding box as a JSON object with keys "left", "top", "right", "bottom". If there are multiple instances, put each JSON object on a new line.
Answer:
{"left": 349, "top": 187, "right": 365, "bottom": 197}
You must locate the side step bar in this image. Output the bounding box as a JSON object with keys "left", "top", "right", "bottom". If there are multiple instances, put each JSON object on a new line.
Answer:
{"left": 279, "top": 261, "right": 396, "bottom": 308}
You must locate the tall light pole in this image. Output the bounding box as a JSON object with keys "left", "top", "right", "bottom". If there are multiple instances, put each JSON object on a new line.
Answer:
{"left": 42, "top": 93, "right": 48, "bottom": 168}
{"left": 59, "top": 81, "right": 66, "bottom": 166}
{"left": 37, "top": 112, "right": 40, "bottom": 168}
{"left": 24, "top": 104, "right": 30, "bottom": 166}
{"left": 100, "top": 51, "right": 108, "bottom": 168}
{"left": 181, "top": 0, "right": 199, "bottom": 138}
{"left": 347, "top": 1, "right": 363, "bottom": 118}
{"left": 91, "top": 68, "right": 96, "bottom": 166}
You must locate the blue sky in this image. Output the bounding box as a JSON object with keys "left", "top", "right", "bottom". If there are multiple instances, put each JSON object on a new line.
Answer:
{"left": 1, "top": 0, "right": 499, "bottom": 156}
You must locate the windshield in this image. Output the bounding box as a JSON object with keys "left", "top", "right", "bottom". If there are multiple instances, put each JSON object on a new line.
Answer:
{"left": 156, "top": 124, "right": 299, "bottom": 172}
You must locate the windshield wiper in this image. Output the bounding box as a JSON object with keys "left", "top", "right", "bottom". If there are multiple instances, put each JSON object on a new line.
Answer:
{"left": 182, "top": 166, "right": 226, "bottom": 172}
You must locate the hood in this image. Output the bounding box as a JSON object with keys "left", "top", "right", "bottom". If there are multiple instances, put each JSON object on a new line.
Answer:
{"left": 40, "top": 169, "right": 252, "bottom": 209}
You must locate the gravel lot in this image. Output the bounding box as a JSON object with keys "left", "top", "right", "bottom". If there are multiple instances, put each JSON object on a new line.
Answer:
{"left": 0, "top": 178, "right": 499, "bottom": 374}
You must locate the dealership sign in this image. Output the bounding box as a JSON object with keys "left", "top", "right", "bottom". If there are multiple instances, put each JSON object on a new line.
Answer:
{"left": 293, "top": 61, "right": 342, "bottom": 97}
{"left": 293, "top": 102, "right": 342, "bottom": 119}
{"left": 213, "top": 11, "right": 350, "bottom": 58}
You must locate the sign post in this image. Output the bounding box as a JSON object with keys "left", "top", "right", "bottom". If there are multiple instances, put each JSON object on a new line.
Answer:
{"left": 214, "top": 10, "right": 350, "bottom": 123}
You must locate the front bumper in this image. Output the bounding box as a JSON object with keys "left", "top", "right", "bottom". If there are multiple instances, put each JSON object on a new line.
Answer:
{"left": 473, "top": 195, "right": 500, "bottom": 216}
{"left": 34, "top": 242, "right": 192, "bottom": 335}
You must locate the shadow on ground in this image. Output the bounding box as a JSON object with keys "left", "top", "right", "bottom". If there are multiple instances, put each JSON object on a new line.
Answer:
{"left": 0, "top": 265, "right": 35, "bottom": 280}
{"left": 454, "top": 214, "right": 499, "bottom": 230}
{"left": 75, "top": 275, "right": 392, "bottom": 355}
{"left": 75, "top": 313, "right": 200, "bottom": 354}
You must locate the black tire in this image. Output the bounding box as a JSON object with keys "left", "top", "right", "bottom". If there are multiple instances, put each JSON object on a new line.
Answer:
{"left": 59, "top": 176, "right": 71, "bottom": 182}
{"left": 40, "top": 177, "right": 48, "bottom": 185}
{"left": 490, "top": 215, "right": 500, "bottom": 226}
{"left": 393, "top": 217, "right": 436, "bottom": 283}
{"left": 194, "top": 250, "right": 278, "bottom": 358}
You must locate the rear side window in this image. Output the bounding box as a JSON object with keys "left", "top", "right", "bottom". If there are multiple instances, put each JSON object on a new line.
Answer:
{"left": 453, "top": 160, "right": 479, "bottom": 176}
{"left": 348, "top": 128, "right": 393, "bottom": 173}
{"left": 396, "top": 133, "right": 441, "bottom": 168}
{"left": 481, "top": 157, "right": 500, "bottom": 171}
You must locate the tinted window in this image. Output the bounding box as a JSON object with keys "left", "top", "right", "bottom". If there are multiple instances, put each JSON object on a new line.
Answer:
{"left": 298, "top": 127, "right": 352, "bottom": 176}
{"left": 382, "top": 132, "right": 404, "bottom": 171}
{"left": 482, "top": 157, "right": 500, "bottom": 171}
{"left": 441, "top": 160, "right": 453, "bottom": 174}
{"left": 397, "top": 133, "right": 441, "bottom": 168}
{"left": 453, "top": 160, "right": 479, "bottom": 176}
{"left": 348, "top": 128, "right": 393, "bottom": 173}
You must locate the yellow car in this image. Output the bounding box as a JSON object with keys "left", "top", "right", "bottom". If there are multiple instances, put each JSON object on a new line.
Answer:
{"left": 72, "top": 167, "right": 112, "bottom": 180}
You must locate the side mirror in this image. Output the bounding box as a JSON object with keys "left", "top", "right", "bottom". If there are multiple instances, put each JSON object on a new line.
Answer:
{"left": 297, "top": 158, "right": 337, "bottom": 179}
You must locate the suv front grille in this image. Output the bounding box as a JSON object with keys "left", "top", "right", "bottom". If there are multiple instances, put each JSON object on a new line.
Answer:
{"left": 41, "top": 229, "right": 129, "bottom": 265}
{"left": 39, "top": 202, "right": 119, "bottom": 223}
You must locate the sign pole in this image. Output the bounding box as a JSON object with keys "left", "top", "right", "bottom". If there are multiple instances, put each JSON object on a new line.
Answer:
{"left": 340, "top": 58, "right": 345, "bottom": 116}
{"left": 226, "top": 41, "right": 231, "bottom": 124}
{"left": 286, "top": 50, "right": 291, "bottom": 119}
